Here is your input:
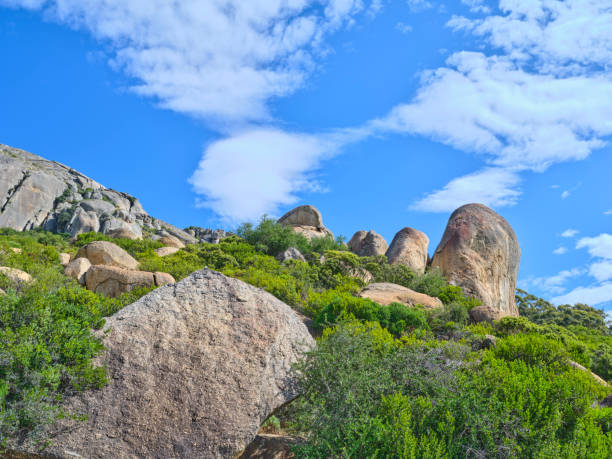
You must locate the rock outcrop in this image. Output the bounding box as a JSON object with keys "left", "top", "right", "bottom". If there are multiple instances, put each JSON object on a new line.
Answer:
{"left": 358, "top": 282, "right": 442, "bottom": 309}
{"left": 84, "top": 265, "right": 169, "bottom": 297}
{"left": 432, "top": 204, "right": 520, "bottom": 319}
{"left": 348, "top": 230, "right": 388, "bottom": 257}
{"left": 58, "top": 253, "right": 71, "bottom": 266}
{"left": 184, "top": 227, "right": 230, "bottom": 244}
{"left": 278, "top": 205, "right": 333, "bottom": 240}
{"left": 0, "top": 144, "right": 196, "bottom": 243}
{"left": 0, "top": 267, "right": 33, "bottom": 286}
{"left": 28, "top": 269, "right": 314, "bottom": 459}
{"left": 277, "top": 247, "right": 306, "bottom": 262}
{"left": 159, "top": 235, "right": 185, "bottom": 249}
{"left": 64, "top": 258, "right": 91, "bottom": 285}
{"left": 154, "top": 246, "right": 180, "bottom": 257}
{"left": 76, "top": 241, "right": 139, "bottom": 270}
{"left": 386, "top": 227, "right": 429, "bottom": 274}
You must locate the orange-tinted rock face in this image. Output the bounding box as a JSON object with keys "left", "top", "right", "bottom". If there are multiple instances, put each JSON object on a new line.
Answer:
{"left": 385, "top": 227, "right": 429, "bottom": 274}
{"left": 432, "top": 204, "right": 521, "bottom": 318}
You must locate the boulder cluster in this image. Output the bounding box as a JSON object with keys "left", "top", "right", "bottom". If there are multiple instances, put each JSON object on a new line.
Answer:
{"left": 63, "top": 240, "right": 176, "bottom": 297}
{"left": 0, "top": 144, "right": 224, "bottom": 244}
{"left": 278, "top": 203, "right": 521, "bottom": 322}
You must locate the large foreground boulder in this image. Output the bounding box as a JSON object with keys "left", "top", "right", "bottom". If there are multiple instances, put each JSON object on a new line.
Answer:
{"left": 386, "top": 227, "right": 429, "bottom": 274}
{"left": 278, "top": 205, "right": 333, "bottom": 240}
{"left": 348, "top": 230, "right": 388, "bottom": 257}
{"left": 432, "top": 204, "right": 520, "bottom": 318}
{"left": 76, "top": 241, "right": 139, "bottom": 270}
{"left": 26, "top": 269, "right": 314, "bottom": 458}
{"left": 358, "top": 282, "right": 442, "bottom": 309}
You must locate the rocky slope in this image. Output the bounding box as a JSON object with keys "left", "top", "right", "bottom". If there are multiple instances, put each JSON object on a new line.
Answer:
{"left": 0, "top": 144, "right": 197, "bottom": 243}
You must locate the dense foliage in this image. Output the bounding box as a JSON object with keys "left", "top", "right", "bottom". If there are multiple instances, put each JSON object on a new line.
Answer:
{"left": 291, "top": 322, "right": 611, "bottom": 458}
{"left": 0, "top": 221, "right": 610, "bottom": 456}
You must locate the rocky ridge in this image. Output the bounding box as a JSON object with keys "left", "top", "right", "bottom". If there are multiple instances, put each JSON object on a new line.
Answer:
{"left": 0, "top": 144, "right": 208, "bottom": 243}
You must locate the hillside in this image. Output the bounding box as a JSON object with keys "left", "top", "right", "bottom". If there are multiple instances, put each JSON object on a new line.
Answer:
{"left": 0, "top": 146, "right": 610, "bottom": 458}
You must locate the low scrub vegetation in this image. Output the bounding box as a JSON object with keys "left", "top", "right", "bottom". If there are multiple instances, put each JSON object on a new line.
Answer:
{"left": 0, "top": 222, "right": 610, "bottom": 456}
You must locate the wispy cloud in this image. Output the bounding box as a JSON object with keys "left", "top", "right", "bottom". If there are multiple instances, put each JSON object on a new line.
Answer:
{"left": 371, "top": 0, "right": 612, "bottom": 212}
{"left": 553, "top": 247, "right": 567, "bottom": 255}
{"left": 561, "top": 190, "right": 570, "bottom": 199}
{"left": 604, "top": 210, "right": 612, "bottom": 215}
{"left": 561, "top": 229, "right": 579, "bottom": 238}
{"left": 526, "top": 268, "right": 584, "bottom": 296}
{"left": 551, "top": 233, "right": 612, "bottom": 305}
{"left": 1, "top": 0, "right": 377, "bottom": 124}
{"left": 409, "top": 168, "right": 521, "bottom": 212}
{"left": 396, "top": 22, "right": 413, "bottom": 34}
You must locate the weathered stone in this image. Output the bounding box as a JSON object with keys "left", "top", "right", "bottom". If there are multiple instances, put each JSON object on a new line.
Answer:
{"left": 0, "top": 288, "right": 5, "bottom": 296}
{"left": 63, "top": 258, "right": 92, "bottom": 285}
{"left": 30, "top": 269, "right": 314, "bottom": 459}
{"left": 66, "top": 207, "right": 100, "bottom": 236}
{"left": 0, "top": 267, "right": 33, "bottom": 285}
{"left": 154, "top": 271, "right": 175, "bottom": 287}
{"left": 469, "top": 305, "right": 504, "bottom": 323}
{"left": 184, "top": 227, "right": 230, "bottom": 244}
{"left": 277, "top": 247, "right": 306, "bottom": 262}
{"left": 160, "top": 235, "right": 185, "bottom": 249}
{"left": 432, "top": 204, "right": 521, "bottom": 318}
{"left": 386, "top": 227, "right": 429, "bottom": 274}
{"left": 58, "top": 253, "right": 71, "bottom": 266}
{"left": 11, "top": 247, "right": 22, "bottom": 254}
{"left": 79, "top": 199, "right": 116, "bottom": 216}
{"left": 291, "top": 225, "right": 334, "bottom": 241}
{"left": 0, "top": 144, "right": 199, "bottom": 242}
{"left": 278, "top": 205, "right": 333, "bottom": 241}
{"left": 348, "top": 230, "right": 388, "bottom": 257}
{"left": 76, "top": 241, "right": 139, "bottom": 270}
{"left": 107, "top": 227, "right": 142, "bottom": 240}
{"left": 85, "top": 265, "right": 155, "bottom": 297}
{"left": 358, "top": 282, "right": 442, "bottom": 309}
{"left": 154, "top": 246, "right": 180, "bottom": 257}
{"left": 278, "top": 205, "right": 323, "bottom": 228}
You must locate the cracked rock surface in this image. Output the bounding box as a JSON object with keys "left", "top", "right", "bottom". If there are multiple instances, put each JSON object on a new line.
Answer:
{"left": 0, "top": 144, "right": 196, "bottom": 243}
{"left": 14, "top": 269, "right": 314, "bottom": 459}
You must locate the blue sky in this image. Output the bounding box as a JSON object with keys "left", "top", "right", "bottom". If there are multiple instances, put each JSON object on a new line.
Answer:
{"left": 1, "top": 0, "right": 612, "bottom": 313}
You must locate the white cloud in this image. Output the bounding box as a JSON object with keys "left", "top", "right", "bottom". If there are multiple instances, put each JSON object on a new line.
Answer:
{"left": 553, "top": 246, "right": 567, "bottom": 255}
{"left": 2, "top": 0, "right": 376, "bottom": 123}
{"left": 396, "top": 22, "right": 413, "bottom": 34}
{"left": 410, "top": 167, "right": 520, "bottom": 212}
{"left": 561, "top": 190, "right": 570, "bottom": 199}
{"left": 550, "top": 233, "right": 612, "bottom": 306}
{"left": 528, "top": 267, "right": 584, "bottom": 296}
{"left": 406, "top": 0, "right": 433, "bottom": 12}
{"left": 604, "top": 209, "right": 612, "bottom": 215}
{"left": 561, "top": 229, "right": 579, "bottom": 238}
{"left": 577, "top": 234, "right": 612, "bottom": 260}
{"left": 588, "top": 261, "right": 612, "bottom": 283}
{"left": 372, "top": 0, "right": 612, "bottom": 213}
{"left": 189, "top": 128, "right": 357, "bottom": 223}
{"left": 552, "top": 283, "right": 612, "bottom": 306}
{"left": 461, "top": 0, "right": 490, "bottom": 14}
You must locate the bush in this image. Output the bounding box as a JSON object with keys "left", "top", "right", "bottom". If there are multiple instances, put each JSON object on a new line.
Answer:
{"left": 236, "top": 216, "right": 346, "bottom": 258}
{"left": 315, "top": 296, "right": 429, "bottom": 337}
{"left": 291, "top": 323, "right": 612, "bottom": 458}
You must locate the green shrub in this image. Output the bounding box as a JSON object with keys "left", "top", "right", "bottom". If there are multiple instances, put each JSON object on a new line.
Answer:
{"left": 315, "top": 296, "right": 429, "bottom": 337}
{"left": 291, "top": 323, "right": 612, "bottom": 458}
{"left": 74, "top": 232, "right": 163, "bottom": 258}
{"left": 236, "top": 216, "right": 346, "bottom": 258}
